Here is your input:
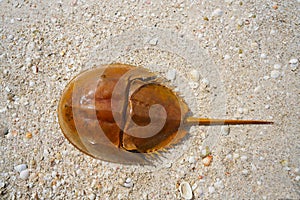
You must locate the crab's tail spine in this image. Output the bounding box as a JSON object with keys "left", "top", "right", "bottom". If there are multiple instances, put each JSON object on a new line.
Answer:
{"left": 185, "top": 117, "right": 273, "bottom": 126}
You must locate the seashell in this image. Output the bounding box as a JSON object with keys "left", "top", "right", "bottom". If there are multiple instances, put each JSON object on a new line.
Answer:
{"left": 190, "top": 69, "right": 200, "bottom": 81}
{"left": 179, "top": 181, "right": 193, "bottom": 200}
{"left": 19, "top": 169, "right": 30, "bottom": 180}
{"left": 14, "top": 164, "right": 27, "bottom": 172}
{"left": 202, "top": 155, "right": 213, "bottom": 167}
{"left": 58, "top": 63, "right": 273, "bottom": 164}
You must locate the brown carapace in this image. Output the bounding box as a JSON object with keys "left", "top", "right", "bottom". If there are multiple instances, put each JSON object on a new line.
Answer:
{"left": 58, "top": 63, "right": 273, "bottom": 164}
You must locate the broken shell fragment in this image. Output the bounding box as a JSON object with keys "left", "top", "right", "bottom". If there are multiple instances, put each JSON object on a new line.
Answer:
{"left": 179, "top": 181, "right": 193, "bottom": 200}
{"left": 202, "top": 155, "right": 213, "bottom": 166}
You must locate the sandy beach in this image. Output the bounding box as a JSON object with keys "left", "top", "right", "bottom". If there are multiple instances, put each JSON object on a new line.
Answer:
{"left": 1, "top": 0, "right": 299, "bottom": 199}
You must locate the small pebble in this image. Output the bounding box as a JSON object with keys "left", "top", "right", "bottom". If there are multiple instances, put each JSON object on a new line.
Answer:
{"left": 295, "top": 176, "right": 300, "bottom": 181}
{"left": 273, "top": 64, "right": 281, "bottom": 69}
{"left": 272, "top": 4, "right": 278, "bottom": 10}
{"left": 251, "top": 163, "right": 257, "bottom": 171}
{"left": 242, "top": 169, "right": 249, "bottom": 175}
{"left": 20, "top": 169, "right": 30, "bottom": 180}
{"left": 2, "top": 127, "right": 9, "bottom": 136}
{"left": 202, "top": 155, "right": 213, "bottom": 166}
{"left": 201, "top": 78, "right": 209, "bottom": 87}
{"left": 251, "top": 42, "right": 259, "bottom": 48}
{"left": 257, "top": 180, "right": 262, "bottom": 185}
{"left": 51, "top": 171, "right": 57, "bottom": 178}
{"left": 188, "top": 82, "right": 199, "bottom": 89}
{"left": 289, "top": 58, "right": 298, "bottom": 71}
{"left": 3, "top": 69, "right": 9, "bottom": 75}
{"left": 214, "top": 179, "right": 224, "bottom": 189}
{"left": 289, "top": 58, "right": 298, "bottom": 64}
{"left": 60, "top": 50, "right": 66, "bottom": 57}
{"left": 8, "top": 34, "right": 14, "bottom": 41}
{"left": 224, "top": 54, "right": 231, "bottom": 60}
{"left": 188, "top": 156, "right": 196, "bottom": 164}
{"left": 221, "top": 126, "right": 230, "bottom": 136}
{"left": 166, "top": 69, "right": 176, "bottom": 81}
{"left": 192, "top": 183, "right": 198, "bottom": 190}
{"left": 125, "top": 177, "right": 132, "bottom": 183}
{"left": 14, "top": 164, "right": 27, "bottom": 172}
{"left": 25, "top": 132, "right": 32, "bottom": 139}
{"left": 265, "top": 105, "right": 270, "bottom": 109}
{"left": 196, "top": 188, "right": 204, "bottom": 197}
{"left": 283, "top": 166, "right": 291, "bottom": 171}
{"left": 148, "top": 37, "right": 158, "bottom": 45}
{"left": 226, "top": 154, "right": 232, "bottom": 160}
{"left": 25, "top": 57, "right": 32, "bottom": 67}
{"left": 27, "top": 42, "right": 36, "bottom": 51}
{"left": 259, "top": 156, "right": 265, "bottom": 161}
{"left": 254, "top": 86, "right": 261, "bottom": 93}
{"left": 124, "top": 177, "right": 133, "bottom": 188}
{"left": 237, "top": 19, "right": 243, "bottom": 26}
{"left": 76, "top": 169, "right": 82, "bottom": 175}
{"left": 201, "top": 147, "right": 210, "bottom": 157}
{"left": 31, "top": 66, "right": 37, "bottom": 73}
{"left": 0, "top": 181, "right": 5, "bottom": 188}
{"left": 233, "top": 153, "right": 239, "bottom": 159}
{"left": 165, "top": 162, "right": 172, "bottom": 168}
{"left": 243, "top": 108, "right": 249, "bottom": 114}
{"left": 88, "top": 193, "right": 96, "bottom": 200}
{"left": 260, "top": 53, "right": 267, "bottom": 59}
{"left": 190, "top": 69, "right": 200, "bottom": 81}
{"left": 270, "top": 29, "right": 276, "bottom": 35}
{"left": 30, "top": 159, "right": 36, "bottom": 168}
{"left": 208, "top": 186, "right": 215, "bottom": 194}
{"left": 5, "top": 86, "right": 11, "bottom": 92}
{"left": 270, "top": 70, "right": 280, "bottom": 79}
{"left": 29, "top": 81, "right": 35, "bottom": 87}
{"left": 240, "top": 155, "right": 248, "bottom": 162}
{"left": 237, "top": 107, "right": 244, "bottom": 114}
{"left": 212, "top": 9, "right": 223, "bottom": 17}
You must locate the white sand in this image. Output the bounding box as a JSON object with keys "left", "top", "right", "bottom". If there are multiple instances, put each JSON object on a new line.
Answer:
{"left": 1, "top": 1, "right": 299, "bottom": 199}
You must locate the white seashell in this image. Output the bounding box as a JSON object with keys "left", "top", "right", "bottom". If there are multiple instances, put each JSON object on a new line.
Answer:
{"left": 201, "top": 78, "right": 210, "bottom": 87}
{"left": 289, "top": 58, "right": 298, "bottom": 64}
{"left": 190, "top": 69, "right": 200, "bottom": 81}
{"left": 179, "top": 181, "right": 193, "bottom": 200}
{"left": 148, "top": 37, "right": 158, "bottom": 45}
{"left": 14, "top": 164, "right": 27, "bottom": 172}
{"left": 20, "top": 169, "right": 30, "bottom": 180}
{"left": 188, "top": 156, "right": 196, "bottom": 164}
{"left": 123, "top": 177, "right": 133, "bottom": 188}
{"left": 212, "top": 8, "right": 223, "bottom": 17}
{"left": 221, "top": 126, "right": 230, "bottom": 136}
{"left": 166, "top": 69, "right": 176, "bottom": 81}
{"left": 270, "top": 70, "right": 280, "bottom": 79}
{"left": 0, "top": 181, "right": 5, "bottom": 188}
{"left": 289, "top": 58, "right": 298, "bottom": 71}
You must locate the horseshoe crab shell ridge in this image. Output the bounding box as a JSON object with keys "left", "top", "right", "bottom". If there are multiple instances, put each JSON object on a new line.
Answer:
{"left": 58, "top": 63, "right": 189, "bottom": 165}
